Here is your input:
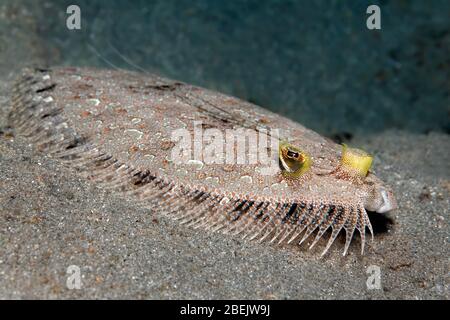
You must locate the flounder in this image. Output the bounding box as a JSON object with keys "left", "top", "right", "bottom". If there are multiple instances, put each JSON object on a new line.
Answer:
{"left": 9, "top": 67, "right": 397, "bottom": 256}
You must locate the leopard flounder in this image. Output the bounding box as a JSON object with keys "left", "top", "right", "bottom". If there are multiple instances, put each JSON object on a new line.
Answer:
{"left": 9, "top": 67, "right": 397, "bottom": 256}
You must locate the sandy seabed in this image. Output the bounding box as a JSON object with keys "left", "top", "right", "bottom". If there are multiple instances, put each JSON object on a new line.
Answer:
{"left": 0, "top": 0, "right": 448, "bottom": 299}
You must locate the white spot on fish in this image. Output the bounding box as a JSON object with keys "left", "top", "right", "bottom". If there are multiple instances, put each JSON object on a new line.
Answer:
{"left": 176, "top": 168, "right": 188, "bottom": 176}
{"left": 42, "top": 75, "right": 51, "bottom": 81}
{"left": 187, "top": 159, "right": 204, "bottom": 170}
{"left": 240, "top": 175, "right": 253, "bottom": 184}
{"left": 88, "top": 98, "right": 101, "bottom": 106}
{"left": 116, "top": 164, "right": 128, "bottom": 172}
{"left": 158, "top": 167, "right": 166, "bottom": 174}
{"left": 131, "top": 118, "right": 142, "bottom": 124}
{"left": 56, "top": 122, "right": 69, "bottom": 130}
{"left": 43, "top": 96, "right": 54, "bottom": 103}
{"left": 162, "top": 118, "right": 172, "bottom": 128}
{"left": 124, "top": 129, "right": 143, "bottom": 140}
{"left": 271, "top": 181, "right": 288, "bottom": 191}
{"left": 205, "top": 176, "right": 219, "bottom": 185}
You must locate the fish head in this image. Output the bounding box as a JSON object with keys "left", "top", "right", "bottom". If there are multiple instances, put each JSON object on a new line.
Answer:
{"left": 362, "top": 173, "right": 397, "bottom": 213}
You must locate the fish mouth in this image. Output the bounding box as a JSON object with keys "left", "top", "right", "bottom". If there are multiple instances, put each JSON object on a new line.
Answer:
{"left": 375, "top": 189, "right": 398, "bottom": 213}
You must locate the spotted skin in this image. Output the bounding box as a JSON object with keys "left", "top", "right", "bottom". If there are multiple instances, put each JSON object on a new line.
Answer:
{"left": 8, "top": 67, "right": 397, "bottom": 256}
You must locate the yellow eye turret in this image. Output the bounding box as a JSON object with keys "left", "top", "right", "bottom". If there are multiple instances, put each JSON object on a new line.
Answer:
{"left": 340, "top": 144, "right": 373, "bottom": 177}
{"left": 278, "top": 141, "right": 312, "bottom": 178}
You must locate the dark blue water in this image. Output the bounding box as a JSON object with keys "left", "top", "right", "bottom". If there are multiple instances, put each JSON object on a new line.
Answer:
{"left": 35, "top": 0, "right": 449, "bottom": 136}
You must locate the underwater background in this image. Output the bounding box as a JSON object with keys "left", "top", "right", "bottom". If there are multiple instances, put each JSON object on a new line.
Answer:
{"left": 0, "top": 0, "right": 449, "bottom": 300}
{"left": 24, "top": 0, "right": 450, "bottom": 137}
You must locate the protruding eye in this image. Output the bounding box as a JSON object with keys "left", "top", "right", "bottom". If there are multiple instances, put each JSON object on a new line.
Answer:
{"left": 286, "top": 149, "right": 302, "bottom": 161}
{"left": 279, "top": 141, "right": 312, "bottom": 178}
{"left": 340, "top": 144, "right": 373, "bottom": 178}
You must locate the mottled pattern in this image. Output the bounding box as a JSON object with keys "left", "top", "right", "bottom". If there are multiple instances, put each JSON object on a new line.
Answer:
{"left": 9, "top": 67, "right": 396, "bottom": 256}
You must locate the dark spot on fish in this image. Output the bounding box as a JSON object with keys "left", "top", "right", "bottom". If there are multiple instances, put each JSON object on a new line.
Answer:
{"left": 36, "top": 83, "right": 56, "bottom": 93}
{"left": 160, "top": 140, "right": 175, "bottom": 150}
{"left": 35, "top": 67, "right": 51, "bottom": 73}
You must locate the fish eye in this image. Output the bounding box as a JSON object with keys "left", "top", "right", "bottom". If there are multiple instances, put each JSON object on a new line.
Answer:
{"left": 286, "top": 149, "right": 302, "bottom": 161}
{"left": 279, "top": 141, "right": 311, "bottom": 178}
